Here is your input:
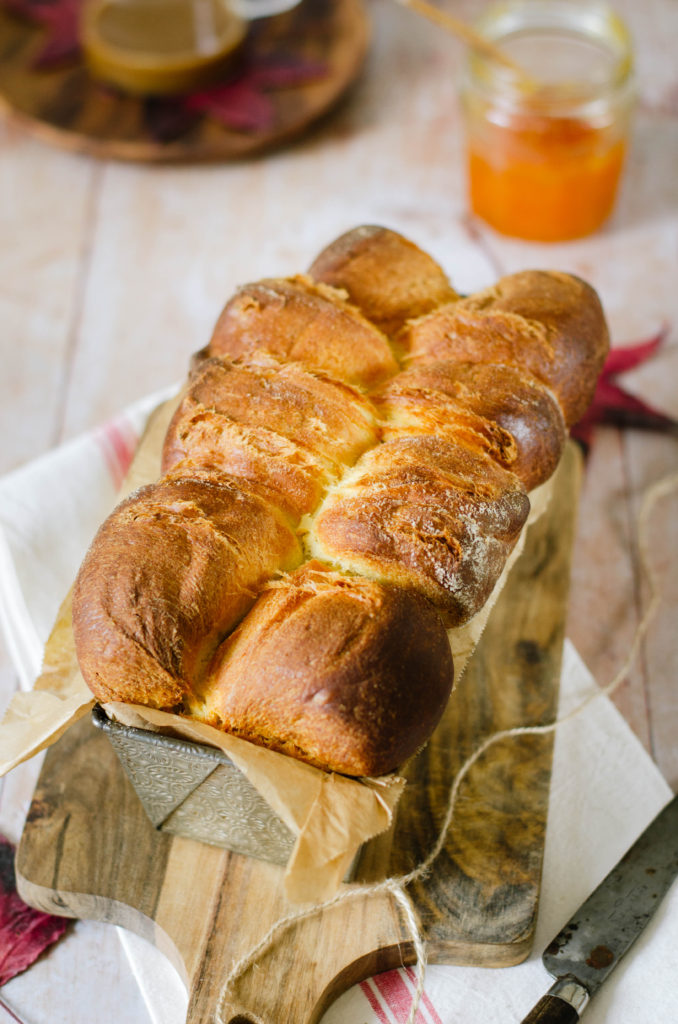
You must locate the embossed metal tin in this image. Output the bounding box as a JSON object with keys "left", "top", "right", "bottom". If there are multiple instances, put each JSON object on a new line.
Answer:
{"left": 92, "top": 704, "right": 296, "bottom": 866}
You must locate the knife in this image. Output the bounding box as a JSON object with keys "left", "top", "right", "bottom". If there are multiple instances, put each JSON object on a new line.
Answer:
{"left": 520, "top": 792, "right": 678, "bottom": 1023}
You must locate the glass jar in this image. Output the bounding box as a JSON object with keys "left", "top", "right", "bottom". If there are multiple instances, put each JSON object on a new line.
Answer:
{"left": 460, "top": 0, "right": 636, "bottom": 241}
{"left": 81, "top": 0, "right": 301, "bottom": 96}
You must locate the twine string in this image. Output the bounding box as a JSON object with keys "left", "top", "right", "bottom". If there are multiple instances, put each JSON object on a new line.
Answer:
{"left": 215, "top": 469, "right": 678, "bottom": 1024}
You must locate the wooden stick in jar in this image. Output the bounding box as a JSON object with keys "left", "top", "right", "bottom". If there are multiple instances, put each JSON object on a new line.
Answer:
{"left": 394, "top": 0, "right": 537, "bottom": 87}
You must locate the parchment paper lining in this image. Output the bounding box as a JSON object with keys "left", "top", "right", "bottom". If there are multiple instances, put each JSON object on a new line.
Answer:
{"left": 0, "top": 394, "right": 554, "bottom": 902}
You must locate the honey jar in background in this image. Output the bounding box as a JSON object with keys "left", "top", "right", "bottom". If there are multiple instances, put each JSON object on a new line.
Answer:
{"left": 460, "top": 0, "right": 636, "bottom": 242}
{"left": 81, "top": 0, "right": 302, "bottom": 96}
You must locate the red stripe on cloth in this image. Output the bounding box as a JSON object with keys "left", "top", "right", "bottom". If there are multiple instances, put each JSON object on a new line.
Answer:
{"left": 373, "top": 969, "right": 426, "bottom": 1022}
{"left": 360, "top": 978, "right": 392, "bottom": 1023}
{"left": 366, "top": 968, "right": 444, "bottom": 1024}
{"left": 405, "top": 967, "right": 444, "bottom": 1024}
{"left": 95, "top": 417, "right": 139, "bottom": 490}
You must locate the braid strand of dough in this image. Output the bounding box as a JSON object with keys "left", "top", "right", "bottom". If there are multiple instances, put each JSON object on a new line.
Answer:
{"left": 72, "top": 226, "right": 609, "bottom": 777}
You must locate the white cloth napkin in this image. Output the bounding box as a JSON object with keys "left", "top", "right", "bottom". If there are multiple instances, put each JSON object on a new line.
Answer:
{"left": 0, "top": 402, "right": 676, "bottom": 1024}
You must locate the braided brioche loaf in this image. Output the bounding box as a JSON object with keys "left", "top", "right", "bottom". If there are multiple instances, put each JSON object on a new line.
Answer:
{"left": 72, "top": 226, "right": 609, "bottom": 777}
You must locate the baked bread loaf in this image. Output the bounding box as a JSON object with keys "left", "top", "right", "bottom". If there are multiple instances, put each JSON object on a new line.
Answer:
{"left": 204, "top": 563, "right": 454, "bottom": 776}
{"left": 72, "top": 225, "right": 609, "bottom": 777}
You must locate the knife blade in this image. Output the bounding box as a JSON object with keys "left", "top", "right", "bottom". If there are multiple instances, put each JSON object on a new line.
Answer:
{"left": 520, "top": 792, "right": 678, "bottom": 1023}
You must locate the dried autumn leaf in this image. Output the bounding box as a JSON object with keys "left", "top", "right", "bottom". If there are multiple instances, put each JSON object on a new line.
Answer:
{"left": 0, "top": 835, "right": 70, "bottom": 986}
{"left": 184, "top": 52, "right": 327, "bottom": 132}
{"left": 571, "top": 327, "right": 678, "bottom": 448}
{"left": 1, "top": 0, "right": 82, "bottom": 67}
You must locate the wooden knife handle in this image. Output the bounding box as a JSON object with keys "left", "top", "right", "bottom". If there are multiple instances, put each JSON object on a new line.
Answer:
{"left": 520, "top": 994, "right": 580, "bottom": 1023}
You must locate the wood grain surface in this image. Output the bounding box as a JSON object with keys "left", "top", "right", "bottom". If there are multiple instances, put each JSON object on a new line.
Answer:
{"left": 15, "top": 442, "right": 581, "bottom": 1024}
{"left": 0, "top": 0, "right": 369, "bottom": 162}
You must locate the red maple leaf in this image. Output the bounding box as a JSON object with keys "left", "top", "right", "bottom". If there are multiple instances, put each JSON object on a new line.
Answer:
{"left": 2, "top": 0, "right": 82, "bottom": 67}
{"left": 184, "top": 53, "right": 327, "bottom": 133}
{"left": 571, "top": 326, "right": 678, "bottom": 448}
{"left": 185, "top": 77, "right": 276, "bottom": 133}
{"left": 0, "top": 835, "right": 70, "bottom": 986}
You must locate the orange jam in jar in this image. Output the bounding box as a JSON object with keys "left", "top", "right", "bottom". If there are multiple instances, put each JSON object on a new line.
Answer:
{"left": 461, "top": 1, "right": 635, "bottom": 241}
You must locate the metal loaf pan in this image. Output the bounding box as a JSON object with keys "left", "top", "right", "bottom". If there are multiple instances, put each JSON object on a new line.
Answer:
{"left": 92, "top": 704, "right": 296, "bottom": 866}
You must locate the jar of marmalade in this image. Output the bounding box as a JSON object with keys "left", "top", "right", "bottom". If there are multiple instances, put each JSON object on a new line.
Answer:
{"left": 461, "top": 1, "right": 635, "bottom": 241}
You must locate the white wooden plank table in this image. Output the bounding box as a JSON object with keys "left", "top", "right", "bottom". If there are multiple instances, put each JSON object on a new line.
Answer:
{"left": 1, "top": 0, "right": 677, "bottom": 1020}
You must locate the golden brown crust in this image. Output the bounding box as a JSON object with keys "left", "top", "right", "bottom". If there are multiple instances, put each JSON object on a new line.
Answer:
{"left": 308, "top": 225, "right": 459, "bottom": 338}
{"left": 72, "top": 226, "right": 610, "bottom": 777}
{"left": 73, "top": 475, "right": 302, "bottom": 709}
{"left": 400, "top": 270, "right": 609, "bottom": 426}
{"left": 309, "top": 437, "right": 530, "bottom": 627}
{"left": 162, "top": 355, "right": 379, "bottom": 519}
{"left": 376, "top": 361, "right": 566, "bottom": 491}
{"left": 373, "top": 369, "right": 520, "bottom": 476}
{"left": 200, "top": 563, "right": 454, "bottom": 777}
{"left": 208, "top": 274, "right": 399, "bottom": 389}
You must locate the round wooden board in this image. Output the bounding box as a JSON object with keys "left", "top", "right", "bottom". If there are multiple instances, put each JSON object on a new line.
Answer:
{"left": 0, "top": 0, "right": 369, "bottom": 162}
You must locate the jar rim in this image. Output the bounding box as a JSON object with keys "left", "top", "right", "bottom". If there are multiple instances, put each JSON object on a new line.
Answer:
{"left": 464, "top": 0, "right": 634, "bottom": 114}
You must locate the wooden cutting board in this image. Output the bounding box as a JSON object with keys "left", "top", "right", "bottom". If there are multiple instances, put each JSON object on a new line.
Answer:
{"left": 16, "top": 442, "right": 581, "bottom": 1024}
